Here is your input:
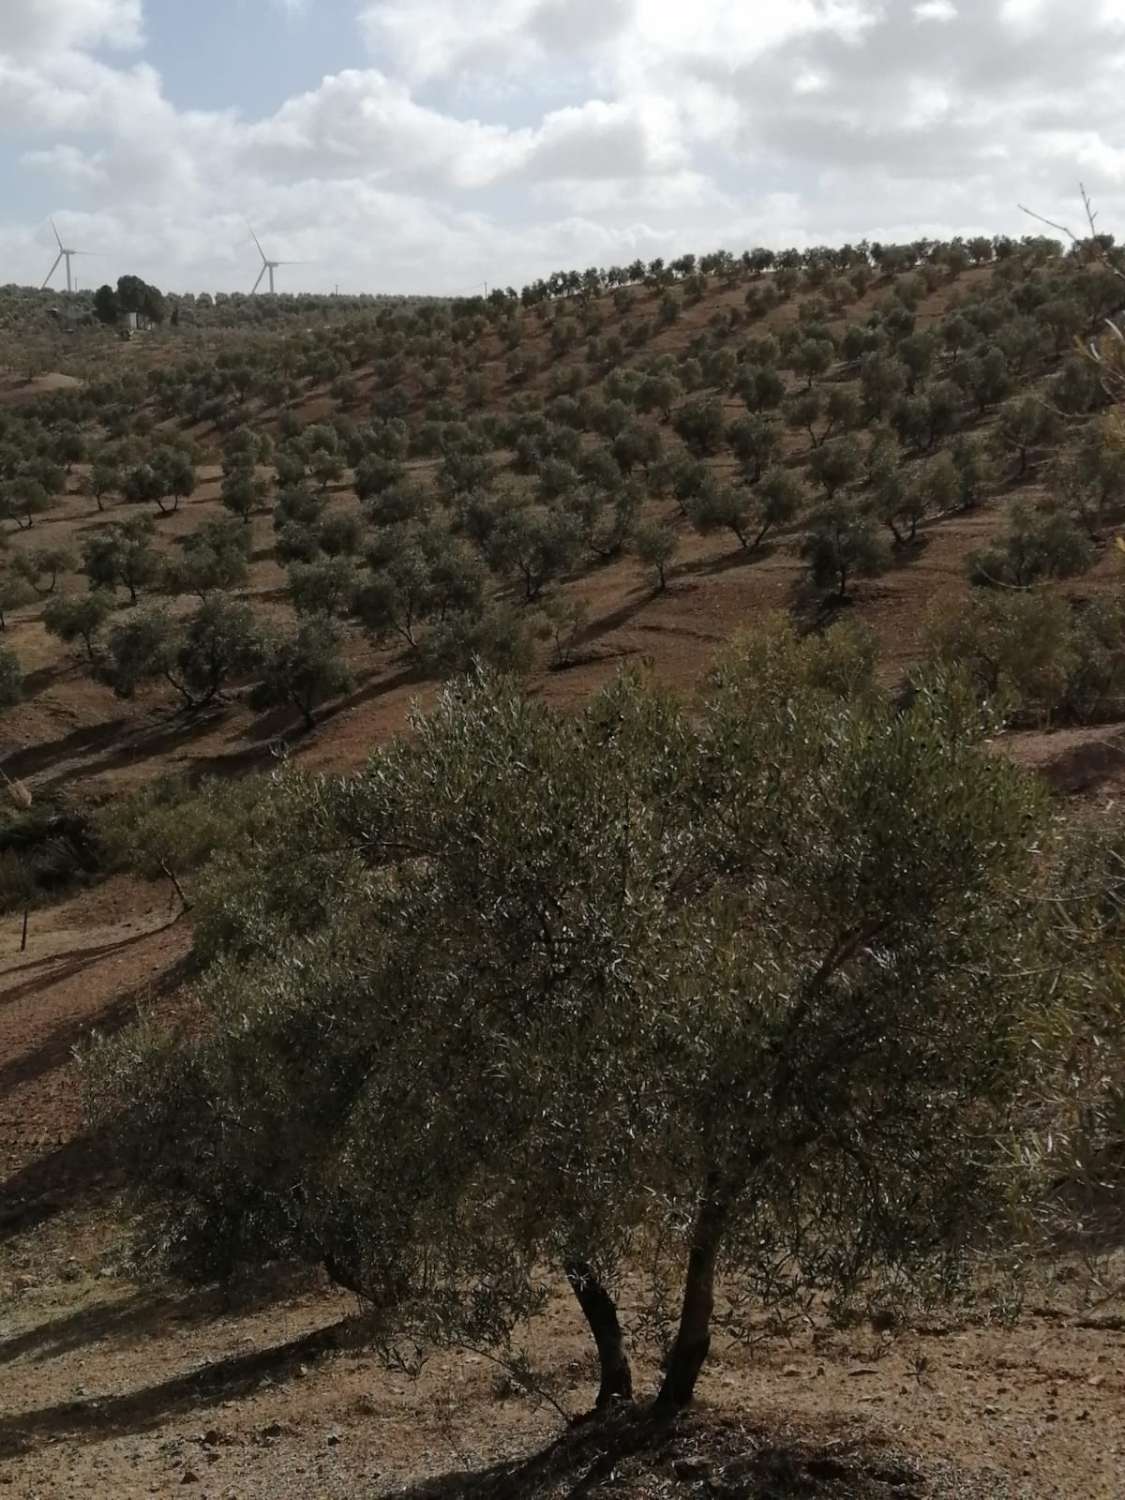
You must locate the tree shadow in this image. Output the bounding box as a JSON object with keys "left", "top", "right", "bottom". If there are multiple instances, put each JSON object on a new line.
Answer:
{"left": 21, "top": 662, "right": 71, "bottom": 701}
{"left": 1, "top": 718, "right": 130, "bottom": 782}
{"left": 0, "top": 1265, "right": 317, "bottom": 1371}
{"left": 0, "top": 1130, "right": 116, "bottom": 1241}
{"left": 385, "top": 1408, "right": 927, "bottom": 1500}
{"left": 0, "top": 939, "right": 189, "bottom": 1084}
{"left": 27, "top": 707, "right": 233, "bottom": 791}
{"left": 683, "top": 540, "right": 777, "bottom": 578}
{"left": 236, "top": 661, "right": 422, "bottom": 747}
{"left": 0, "top": 920, "right": 187, "bottom": 1015}
{"left": 886, "top": 534, "right": 930, "bottom": 568}
{"left": 576, "top": 587, "right": 656, "bottom": 645}
{"left": 0, "top": 1316, "right": 355, "bottom": 1459}
{"left": 0, "top": 945, "right": 191, "bottom": 1241}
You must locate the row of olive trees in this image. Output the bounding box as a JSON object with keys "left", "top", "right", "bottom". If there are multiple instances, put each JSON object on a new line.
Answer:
{"left": 48, "top": 589, "right": 351, "bottom": 730}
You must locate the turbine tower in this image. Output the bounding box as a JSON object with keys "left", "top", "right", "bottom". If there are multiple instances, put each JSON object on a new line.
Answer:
{"left": 249, "top": 226, "right": 305, "bottom": 294}
{"left": 41, "top": 219, "right": 91, "bottom": 294}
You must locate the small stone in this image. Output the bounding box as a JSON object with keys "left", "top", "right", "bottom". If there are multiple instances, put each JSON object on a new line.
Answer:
{"left": 673, "top": 1456, "right": 710, "bottom": 1481}
{"left": 326, "top": 1430, "right": 342, "bottom": 1446}
{"left": 180, "top": 1472, "right": 199, "bottom": 1485}
{"left": 782, "top": 1364, "right": 801, "bottom": 1377}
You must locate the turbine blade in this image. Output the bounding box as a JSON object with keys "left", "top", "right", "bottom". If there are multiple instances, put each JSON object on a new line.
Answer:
{"left": 247, "top": 223, "right": 268, "bottom": 264}
{"left": 251, "top": 265, "right": 267, "bottom": 294}
{"left": 41, "top": 252, "right": 63, "bottom": 290}
{"left": 51, "top": 218, "right": 63, "bottom": 251}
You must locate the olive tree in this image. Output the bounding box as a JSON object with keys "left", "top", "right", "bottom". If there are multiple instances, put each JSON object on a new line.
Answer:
{"left": 164, "top": 518, "right": 251, "bottom": 599}
{"left": 43, "top": 591, "right": 115, "bottom": 662}
{"left": 84, "top": 456, "right": 120, "bottom": 513}
{"left": 251, "top": 615, "right": 353, "bottom": 731}
{"left": 808, "top": 435, "right": 862, "bottom": 499}
{"left": 802, "top": 499, "right": 889, "bottom": 599}
{"left": 632, "top": 519, "right": 679, "bottom": 590}
{"left": 82, "top": 517, "right": 161, "bottom": 605}
{"left": 220, "top": 464, "right": 268, "bottom": 525}
{"left": 123, "top": 448, "right": 196, "bottom": 516}
{"left": 88, "top": 626, "right": 1056, "bottom": 1415}
{"left": 725, "top": 415, "right": 780, "bottom": 481}
{"left": 994, "top": 395, "right": 1062, "bottom": 478}
{"left": 924, "top": 591, "right": 1077, "bottom": 725}
{"left": 0, "top": 478, "right": 53, "bottom": 532}
{"left": 0, "top": 645, "right": 23, "bottom": 706}
{"left": 485, "top": 505, "right": 581, "bottom": 602}
{"left": 11, "top": 546, "right": 76, "bottom": 596}
{"left": 99, "top": 597, "right": 262, "bottom": 708}
{"left": 968, "top": 503, "right": 1094, "bottom": 589}
{"left": 0, "top": 572, "right": 35, "bottom": 631}
{"left": 672, "top": 400, "right": 726, "bottom": 458}
{"left": 691, "top": 469, "right": 803, "bottom": 553}
{"left": 357, "top": 531, "right": 486, "bottom": 650}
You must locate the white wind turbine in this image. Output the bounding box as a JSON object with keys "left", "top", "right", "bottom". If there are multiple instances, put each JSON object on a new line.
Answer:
{"left": 41, "top": 219, "right": 93, "bottom": 294}
{"left": 248, "top": 225, "right": 307, "bottom": 294}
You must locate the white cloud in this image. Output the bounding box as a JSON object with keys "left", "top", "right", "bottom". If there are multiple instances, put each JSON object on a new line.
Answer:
{"left": 5, "top": 0, "right": 1125, "bottom": 294}
{"left": 359, "top": 0, "right": 636, "bottom": 84}
{"left": 0, "top": 0, "right": 141, "bottom": 57}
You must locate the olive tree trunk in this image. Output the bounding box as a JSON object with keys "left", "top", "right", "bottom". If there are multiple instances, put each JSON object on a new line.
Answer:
{"left": 564, "top": 1260, "right": 633, "bottom": 1408}
{"left": 655, "top": 1184, "right": 731, "bottom": 1411}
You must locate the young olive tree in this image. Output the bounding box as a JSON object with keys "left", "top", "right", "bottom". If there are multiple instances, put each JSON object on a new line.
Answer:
{"left": 88, "top": 627, "right": 1057, "bottom": 1416}
{"left": 632, "top": 519, "right": 679, "bottom": 591}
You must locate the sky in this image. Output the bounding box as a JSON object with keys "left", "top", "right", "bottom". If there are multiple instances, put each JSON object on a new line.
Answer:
{"left": 2, "top": 0, "right": 1125, "bottom": 297}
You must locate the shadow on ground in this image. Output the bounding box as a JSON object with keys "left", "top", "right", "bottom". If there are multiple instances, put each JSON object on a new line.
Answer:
{"left": 0, "top": 1314, "right": 357, "bottom": 1459}
{"left": 384, "top": 1408, "right": 931, "bottom": 1499}
{"left": 0, "top": 1265, "right": 318, "bottom": 1371}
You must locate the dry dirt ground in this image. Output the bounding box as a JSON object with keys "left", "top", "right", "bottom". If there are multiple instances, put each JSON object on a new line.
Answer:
{"left": 0, "top": 879, "right": 1121, "bottom": 1499}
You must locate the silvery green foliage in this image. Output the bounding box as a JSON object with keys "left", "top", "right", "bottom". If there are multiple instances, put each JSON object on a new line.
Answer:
{"left": 88, "top": 620, "right": 1054, "bottom": 1404}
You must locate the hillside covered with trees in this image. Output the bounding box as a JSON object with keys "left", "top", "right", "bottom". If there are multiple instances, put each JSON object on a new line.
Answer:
{"left": 0, "top": 230, "right": 1123, "bottom": 1497}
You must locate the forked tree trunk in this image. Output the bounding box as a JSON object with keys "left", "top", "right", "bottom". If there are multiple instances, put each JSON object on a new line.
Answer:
{"left": 655, "top": 1185, "right": 731, "bottom": 1411}
{"left": 564, "top": 1260, "right": 633, "bottom": 1408}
